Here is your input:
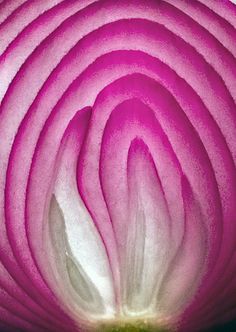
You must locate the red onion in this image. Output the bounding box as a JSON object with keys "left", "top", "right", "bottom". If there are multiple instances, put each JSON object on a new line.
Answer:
{"left": 0, "top": 1, "right": 236, "bottom": 331}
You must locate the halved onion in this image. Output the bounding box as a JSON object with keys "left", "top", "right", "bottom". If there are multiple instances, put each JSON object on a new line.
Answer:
{"left": 0, "top": 1, "right": 236, "bottom": 331}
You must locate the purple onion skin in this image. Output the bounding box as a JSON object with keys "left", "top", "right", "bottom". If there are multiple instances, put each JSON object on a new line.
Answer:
{"left": 0, "top": 1, "right": 236, "bottom": 332}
